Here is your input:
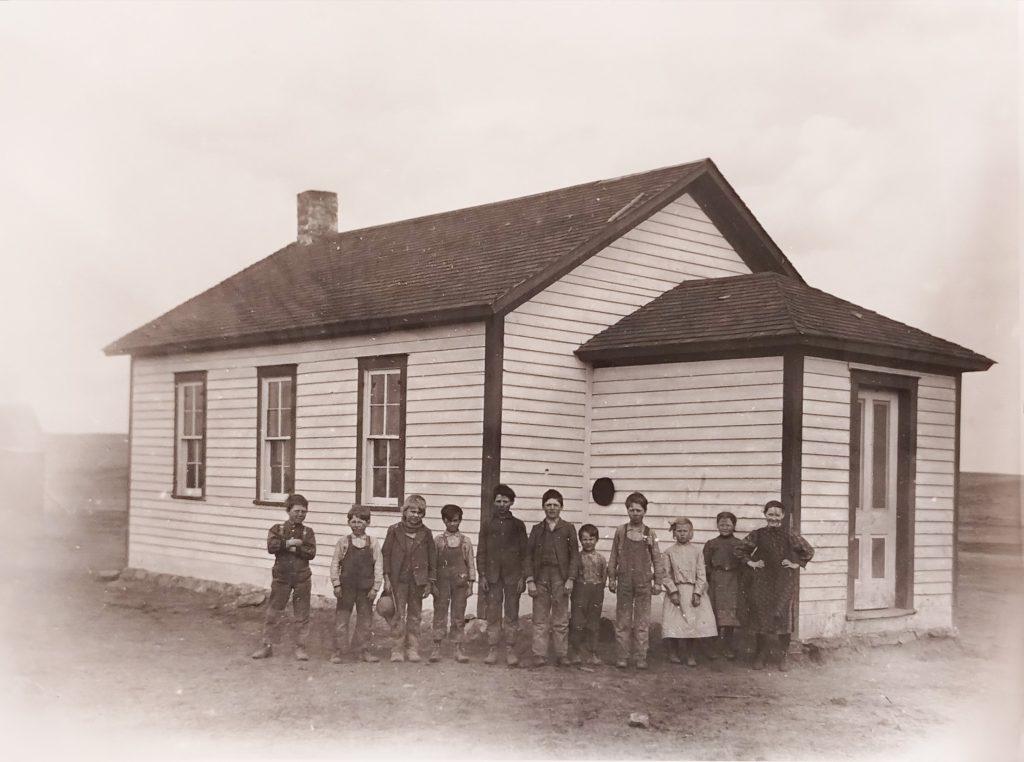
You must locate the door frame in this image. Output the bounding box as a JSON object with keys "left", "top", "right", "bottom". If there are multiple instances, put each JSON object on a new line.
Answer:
{"left": 847, "top": 370, "right": 918, "bottom": 615}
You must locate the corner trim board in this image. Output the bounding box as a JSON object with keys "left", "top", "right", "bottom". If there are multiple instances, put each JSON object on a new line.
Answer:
{"left": 480, "top": 316, "right": 504, "bottom": 526}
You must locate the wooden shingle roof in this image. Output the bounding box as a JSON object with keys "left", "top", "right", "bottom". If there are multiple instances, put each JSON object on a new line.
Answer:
{"left": 105, "top": 159, "right": 801, "bottom": 356}
{"left": 576, "top": 272, "right": 993, "bottom": 372}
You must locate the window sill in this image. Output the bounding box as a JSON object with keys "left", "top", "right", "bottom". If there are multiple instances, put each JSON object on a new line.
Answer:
{"left": 253, "top": 499, "right": 287, "bottom": 508}
{"left": 172, "top": 493, "right": 206, "bottom": 502}
{"left": 352, "top": 503, "right": 402, "bottom": 514}
{"left": 846, "top": 607, "right": 916, "bottom": 622}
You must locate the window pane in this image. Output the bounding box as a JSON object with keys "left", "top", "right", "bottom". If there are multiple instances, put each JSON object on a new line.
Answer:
{"left": 871, "top": 402, "right": 889, "bottom": 509}
{"left": 388, "top": 466, "right": 400, "bottom": 499}
{"left": 871, "top": 537, "right": 886, "bottom": 579}
{"left": 372, "top": 439, "right": 389, "bottom": 468}
{"left": 386, "top": 372, "right": 400, "bottom": 404}
{"left": 283, "top": 463, "right": 293, "bottom": 494}
{"left": 267, "top": 409, "right": 280, "bottom": 438}
{"left": 183, "top": 385, "right": 194, "bottom": 414}
{"left": 186, "top": 463, "right": 198, "bottom": 489}
{"left": 370, "top": 374, "right": 384, "bottom": 405}
{"left": 372, "top": 466, "right": 387, "bottom": 497}
{"left": 385, "top": 402, "right": 400, "bottom": 436}
{"left": 195, "top": 463, "right": 204, "bottom": 491}
{"left": 369, "top": 404, "right": 384, "bottom": 436}
{"left": 268, "top": 380, "right": 280, "bottom": 409}
{"left": 280, "top": 402, "right": 292, "bottom": 437}
{"left": 270, "top": 440, "right": 284, "bottom": 468}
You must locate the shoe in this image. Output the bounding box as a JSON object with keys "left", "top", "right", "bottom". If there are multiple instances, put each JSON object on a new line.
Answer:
{"left": 406, "top": 649, "right": 421, "bottom": 663}
{"left": 752, "top": 654, "right": 764, "bottom": 671}
{"left": 483, "top": 647, "right": 498, "bottom": 665}
{"left": 686, "top": 655, "right": 697, "bottom": 668}
{"left": 329, "top": 651, "right": 344, "bottom": 664}
{"left": 616, "top": 659, "right": 628, "bottom": 669}
{"left": 635, "top": 659, "right": 648, "bottom": 670}
{"left": 506, "top": 650, "right": 519, "bottom": 667}
{"left": 362, "top": 651, "right": 380, "bottom": 663}
{"left": 429, "top": 645, "right": 442, "bottom": 663}
{"left": 454, "top": 646, "right": 469, "bottom": 663}
{"left": 295, "top": 647, "right": 310, "bottom": 662}
{"left": 587, "top": 654, "right": 603, "bottom": 666}
{"left": 778, "top": 655, "right": 789, "bottom": 672}
{"left": 533, "top": 655, "right": 548, "bottom": 668}
{"left": 668, "top": 651, "right": 681, "bottom": 665}
{"left": 557, "top": 657, "right": 572, "bottom": 667}
{"left": 568, "top": 654, "right": 582, "bottom": 666}
{"left": 250, "top": 644, "right": 272, "bottom": 659}
{"left": 390, "top": 650, "right": 405, "bottom": 663}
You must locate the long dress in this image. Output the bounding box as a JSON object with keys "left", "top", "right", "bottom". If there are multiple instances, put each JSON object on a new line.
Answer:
{"left": 661, "top": 542, "right": 718, "bottom": 638}
{"left": 734, "top": 526, "right": 814, "bottom": 635}
{"left": 703, "top": 534, "right": 744, "bottom": 628}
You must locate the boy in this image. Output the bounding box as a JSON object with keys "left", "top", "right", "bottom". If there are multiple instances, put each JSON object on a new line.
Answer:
{"left": 568, "top": 523, "right": 607, "bottom": 666}
{"left": 476, "top": 484, "right": 528, "bottom": 666}
{"left": 381, "top": 494, "right": 437, "bottom": 663}
{"left": 607, "top": 491, "right": 664, "bottom": 670}
{"left": 525, "top": 489, "right": 578, "bottom": 667}
{"left": 329, "top": 506, "right": 383, "bottom": 663}
{"left": 251, "top": 493, "right": 317, "bottom": 661}
{"left": 431, "top": 504, "right": 476, "bottom": 663}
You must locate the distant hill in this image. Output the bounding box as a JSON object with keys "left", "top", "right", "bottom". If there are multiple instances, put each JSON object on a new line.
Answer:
{"left": 45, "top": 433, "right": 129, "bottom": 513}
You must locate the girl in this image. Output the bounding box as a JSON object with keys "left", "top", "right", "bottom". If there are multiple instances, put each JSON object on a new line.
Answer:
{"left": 703, "top": 511, "right": 744, "bottom": 659}
{"left": 661, "top": 517, "right": 718, "bottom": 666}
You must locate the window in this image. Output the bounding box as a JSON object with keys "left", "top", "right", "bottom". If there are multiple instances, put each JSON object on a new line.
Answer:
{"left": 173, "top": 371, "right": 206, "bottom": 498}
{"left": 356, "top": 355, "right": 407, "bottom": 508}
{"left": 257, "top": 365, "right": 297, "bottom": 503}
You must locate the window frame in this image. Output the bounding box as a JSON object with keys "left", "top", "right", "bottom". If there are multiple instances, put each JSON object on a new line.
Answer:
{"left": 355, "top": 354, "right": 408, "bottom": 511}
{"left": 255, "top": 364, "right": 298, "bottom": 505}
{"left": 172, "top": 370, "right": 207, "bottom": 499}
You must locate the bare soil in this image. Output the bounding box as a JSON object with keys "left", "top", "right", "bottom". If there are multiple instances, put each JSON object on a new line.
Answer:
{"left": 1, "top": 507, "right": 1020, "bottom": 762}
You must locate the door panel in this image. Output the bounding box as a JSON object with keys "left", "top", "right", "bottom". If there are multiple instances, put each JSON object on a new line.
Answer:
{"left": 853, "top": 390, "right": 899, "bottom": 610}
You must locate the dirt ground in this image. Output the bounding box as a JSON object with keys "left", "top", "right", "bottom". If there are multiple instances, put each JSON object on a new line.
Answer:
{"left": 1, "top": 507, "right": 1022, "bottom": 762}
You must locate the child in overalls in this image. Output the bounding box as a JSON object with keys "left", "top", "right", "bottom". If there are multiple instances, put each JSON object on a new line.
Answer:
{"left": 431, "top": 503, "right": 476, "bottom": 663}
{"left": 329, "top": 506, "right": 383, "bottom": 663}
{"left": 607, "top": 491, "right": 664, "bottom": 669}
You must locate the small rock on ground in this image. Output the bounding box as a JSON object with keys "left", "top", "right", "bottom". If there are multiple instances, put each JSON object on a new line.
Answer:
{"left": 96, "top": 569, "right": 122, "bottom": 581}
{"left": 235, "top": 591, "right": 267, "bottom": 608}
{"left": 628, "top": 712, "right": 650, "bottom": 729}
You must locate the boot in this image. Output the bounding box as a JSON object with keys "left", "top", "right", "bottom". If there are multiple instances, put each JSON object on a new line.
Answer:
{"left": 406, "top": 648, "right": 422, "bottom": 663}
{"left": 454, "top": 644, "right": 469, "bottom": 663}
{"left": 506, "top": 648, "right": 519, "bottom": 667}
{"left": 361, "top": 650, "right": 380, "bottom": 663}
{"left": 294, "top": 646, "right": 310, "bottom": 662}
{"left": 777, "top": 633, "right": 791, "bottom": 671}
{"left": 250, "top": 643, "right": 272, "bottom": 659}
{"left": 667, "top": 639, "right": 681, "bottom": 665}
{"left": 390, "top": 650, "right": 405, "bottom": 663}
{"left": 483, "top": 646, "right": 498, "bottom": 665}
{"left": 429, "top": 643, "right": 442, "bottom": 663}
{"left": 329, "top": 651, "right": 344, "bottom": 664}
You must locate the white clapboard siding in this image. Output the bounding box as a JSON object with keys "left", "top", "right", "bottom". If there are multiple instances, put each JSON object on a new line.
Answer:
{"left": 587, "top": 357, "right": 784, "bottom": 544}
{"left": 501, "top": 195, "right": 752, "bottom": 517}
{"left": 129, "top": 322, "right": 486, "bottom": 594}
{"left": 912, "top": 373, "right": 957, "bottom": 628}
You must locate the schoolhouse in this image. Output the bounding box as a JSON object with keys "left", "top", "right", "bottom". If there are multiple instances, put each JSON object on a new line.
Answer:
{"left": 105, "top": 159, "right": 992, "bottom": 640}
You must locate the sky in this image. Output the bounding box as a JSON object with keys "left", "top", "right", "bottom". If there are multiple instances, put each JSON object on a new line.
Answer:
{"left": 0, "top": 1, "right": 1019, "bottom": 473}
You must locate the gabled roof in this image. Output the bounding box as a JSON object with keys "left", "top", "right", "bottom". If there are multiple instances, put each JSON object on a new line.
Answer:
{"left": 104, "top": 159, "right": 801, "bottom": 356}
{"left": 576, "top": 272, "right": 993, "bottom": 372}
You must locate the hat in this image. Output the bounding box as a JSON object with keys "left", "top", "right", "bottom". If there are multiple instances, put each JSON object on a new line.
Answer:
{"left": 375, "top": 591, "right": 396, "bottom": 621}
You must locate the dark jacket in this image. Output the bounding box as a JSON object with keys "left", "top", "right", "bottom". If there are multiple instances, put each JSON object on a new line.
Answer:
{"left": 267, "top": 520, "right": 317, "bottom": 583}
{"left": 476, "top": 511, "right": 528, "bottom": 584}
{"left": 525, "top": 518, "right": 579, "bottom": 582}
{"left": 382, "top": 522, "right": 437, "bottom": 587}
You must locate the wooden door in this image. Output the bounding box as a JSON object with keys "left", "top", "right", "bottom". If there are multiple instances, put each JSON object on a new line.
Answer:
{"left": 853, "top": 389, "right": 899, "bottom": 610}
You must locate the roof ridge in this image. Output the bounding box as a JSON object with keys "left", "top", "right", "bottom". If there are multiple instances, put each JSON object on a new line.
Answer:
{"left": 766, "top": 272, "right": 806, "bottom": 336}
{"left": 327, "top": 159, "right": 708, "bottom": 240}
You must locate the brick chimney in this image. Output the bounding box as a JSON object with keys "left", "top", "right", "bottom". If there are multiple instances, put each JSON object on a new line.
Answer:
{"left": 297, "top": 190, "right": 338, "bottom": 244}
